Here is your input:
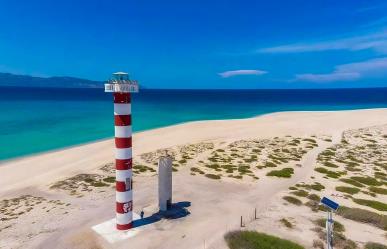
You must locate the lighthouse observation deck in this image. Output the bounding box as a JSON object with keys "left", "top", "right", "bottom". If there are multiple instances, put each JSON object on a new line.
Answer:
{"left": 104, "top": 72, "right": 139, "bottom": 93}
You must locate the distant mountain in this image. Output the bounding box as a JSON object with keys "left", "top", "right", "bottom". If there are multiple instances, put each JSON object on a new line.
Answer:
{"left": 0, "top": 72, "right": 104, "bottom": 88}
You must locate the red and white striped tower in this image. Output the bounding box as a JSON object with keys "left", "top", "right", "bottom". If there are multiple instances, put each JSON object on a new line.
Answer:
{"left": 105, "top": 72, "right": 139, "bottom": 230}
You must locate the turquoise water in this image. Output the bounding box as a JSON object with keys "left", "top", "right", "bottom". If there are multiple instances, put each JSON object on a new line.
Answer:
{"left": 1, "top": 87, "right": 387, "bottom": 161}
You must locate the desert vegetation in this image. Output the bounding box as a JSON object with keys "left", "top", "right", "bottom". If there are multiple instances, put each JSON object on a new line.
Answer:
{"left": 193, "top": 135, "right": 324, "bottom": 181}
{"left": 224, "top": 231, "right": 304, "bottom": 249}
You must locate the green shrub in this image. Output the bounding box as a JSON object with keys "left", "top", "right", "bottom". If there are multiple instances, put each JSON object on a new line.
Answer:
{"left": 374, "top": 172, "right": 387, "bottom": 181}
{"left": 320, "top": 150, "right": 335, "bottom": 157}
{"left": 283, "top": 196, "right": 302, "bottom": 206}
{"left": 224, "top": 231, "right": 304, "bottom": 249}
{"left": 206, "top": 164, "right": 220, "bottom": 170}
{"left": 265, "top": 161, "right": 277, "bottom": 168}
{"left": 310, "top": 182, "right": 325, "bottom": 191}
{"left": 303, "top": 138, "right": 317, "bottom": 143}
{"left": 314, "top": 218, "right": 345, "bottom": 233}
{"left": 353, "top": 199, "right": 387, "bottom": 211}
{"left": 369, "top": 187, "right": 387, "bottom": 195}
{"left": 350, "top": 176, "right": 382, "bottom": 186}
{"left": 337, "top": 206, "right": 387, "bottom": 230}
{"left": 190, "top": 167, "right": 205, "bottom": 174}
{"left": 205, "top": 174, "right": 221, "bottom": 180}
{"left": 102, "top": 177, "right": 115, "bottom": 183}
{"left": 238, "top": 165, "right": 252, "bottom": 174}
{"left": 323, "top": 162, "right": 339, "bottom": 168}
{"left": 340, "top": 178, "right": 364, "bottom": 187}
{"left": 91, "top": 181, "right": 109, "bottom": 187}
{"left": 315, "top": 168, "right": 344, "bottom": 178}
{"left": 364, "top": 242, "right": 387, "bottom": 249}
{"left": 307, "top": 194, "right": 320, "bottom": 202}
{"left": 291, "top": 190, "right": 309, "bottom": 197}
{"left": 335, "top": 186, "right": 360, "bottom": 194}
{"left": 266, "top": 168, "right": 294, "bottom": 178}
{"left": 280, "top": 218, "right": 293, "bottom": 228}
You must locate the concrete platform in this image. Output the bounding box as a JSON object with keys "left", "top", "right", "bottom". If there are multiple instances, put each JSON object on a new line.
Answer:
{"left": 92, "top": 213, "right": 142, "bottom": 243}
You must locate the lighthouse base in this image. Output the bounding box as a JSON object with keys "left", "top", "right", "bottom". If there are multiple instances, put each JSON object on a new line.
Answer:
{"left": 92, "top": 213, "right": 141, "bottom": 243}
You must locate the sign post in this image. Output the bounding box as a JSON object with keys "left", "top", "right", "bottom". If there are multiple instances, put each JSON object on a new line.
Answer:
{"left": 320, "top": 197, "right": 339, "bottom": 249}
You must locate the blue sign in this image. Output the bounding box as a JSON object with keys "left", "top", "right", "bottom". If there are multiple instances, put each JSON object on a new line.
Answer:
{"left": 321, "top": 197, "right": 339, "bottom": 211}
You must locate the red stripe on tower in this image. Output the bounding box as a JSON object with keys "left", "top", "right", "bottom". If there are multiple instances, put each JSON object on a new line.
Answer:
{"left": 115, "top": 158, "right": 132, "bottom": 170}
{"left": 114, "top": 92, "right": 131, "bottom": 103}
{"left": 115, "top": 137, "right": 132, "bottom": 148}
{"left": 115, "top": 115, "right": 132, "bottom": 126}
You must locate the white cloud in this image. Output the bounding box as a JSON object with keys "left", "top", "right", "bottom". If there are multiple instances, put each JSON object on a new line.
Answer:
{"left": 257, "top": 30, "right": 387, "bottom": 54}
{"left": 218, "top": 69, "right": 267, "bottom": 78}
{"left": 295, "top": 72, "right": 360, "bottom": 83}
{"left": 295, "top": 57, "right": 387, "bottom": 83}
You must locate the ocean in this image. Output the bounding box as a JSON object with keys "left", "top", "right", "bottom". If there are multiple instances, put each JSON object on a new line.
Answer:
{"left": 1, "top": 86, "right": 387, "bottom": 161}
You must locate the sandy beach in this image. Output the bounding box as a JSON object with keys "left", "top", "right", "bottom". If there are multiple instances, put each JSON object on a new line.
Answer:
{"left": 1, "top": 109, "right": 387, "bottom": 249}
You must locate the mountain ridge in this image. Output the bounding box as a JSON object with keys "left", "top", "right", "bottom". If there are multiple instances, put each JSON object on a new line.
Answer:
{"left": 0, "top": 72, "right": 103, "bottom": 88}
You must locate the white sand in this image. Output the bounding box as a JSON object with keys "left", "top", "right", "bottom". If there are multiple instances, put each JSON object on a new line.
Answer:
{"left": 1, "top": 109, "right": 387, "bottom": 249}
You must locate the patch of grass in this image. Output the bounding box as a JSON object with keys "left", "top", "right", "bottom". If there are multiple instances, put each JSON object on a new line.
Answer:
{"left": 375, "top": 172, "right": 387, "bottom": 181}
{"left": 340, "top": 178, "right": 364, "bottom": 188}
{"left": 310, "top": 182, "right": 325, "bottom": 191}
{"left": 365, "top": 242, "right": 387, "bottom": 249}
{"left": 264, "top": 161, "right": 277, "bottom": 168}
{"left": 314, "top": 218, "right": 345, "bottom": 233}
{"left": 314, "top": 167, "right": 343, "bottom": 178}
{"left": 266, "top": 168, "right": 294, "bottom": 178}
{"left": 319, "top": 150, "right": 335, "bottom": 157}
{"left": 350, "top": 176, "right": 382, "bottom": 186}
{"left": 335, "top": 186, "right": 360, "bottom": 195}
{"left": 90, "top": 181, "right": 109, "bottom": 187}
{"left": 238, "top": 165, "right": 252, "bottom": 174}
{"left": 369, "top": 187, "right": 387, "bottom": 195}
{"left": 337, "top": 206, "right": 387, "bottom": 230}
{"left": 291, "top": 190, "right": 309, "bottom": 197}
{"left": 353, "top": 199, "right": 387, "bottom": 211}
{"left": 205, "top": 164, "right": 221, "bottom": 170}
{"left": 280, "top": 218, "right": 293, "bottom": 228}
{"left": 312, "top": 240, "right": 324, "bottom": 249}
{"left": 102, "top": 177, "right": 115, "bottom": 183}
{"left": 133, "top": 164, "right": 156, "bottom": 173}
{"left": 224, "top": 231, "right": 304, "bottom": 249}
{"left": 190, "top": 167, "right": 205, "bottom": 175}
{"left": 323, "top": 162, "right": 339, "bottom": 168}
{"left": 307, "top": 194, "right": 320, "bottom": 202}
{"left": 283, "top": 196, "right": 302, "bottom": 206}
{"left": 303, "top": 138, "right": 317, "bottom": 143}
{"left": 205, "top": 174, "right": 221, "bottom": 180}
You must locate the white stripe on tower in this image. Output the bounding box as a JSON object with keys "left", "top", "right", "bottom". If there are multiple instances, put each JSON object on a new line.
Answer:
{"left": 114, "top": 92, "right": 133, "bottom": 230}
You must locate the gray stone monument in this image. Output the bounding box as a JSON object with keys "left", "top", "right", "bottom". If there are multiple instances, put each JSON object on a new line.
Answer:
{"left": 158, "top": 156, "right": 172, "bottom": 211}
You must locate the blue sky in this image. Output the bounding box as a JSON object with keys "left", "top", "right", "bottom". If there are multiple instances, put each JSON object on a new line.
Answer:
{"left": 1, "top": 0, "right": 387, "bottom": 89}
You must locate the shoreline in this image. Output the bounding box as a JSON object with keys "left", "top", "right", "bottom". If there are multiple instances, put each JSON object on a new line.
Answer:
{"left": 1, "top": 107, "right": 387, "bottom": 164}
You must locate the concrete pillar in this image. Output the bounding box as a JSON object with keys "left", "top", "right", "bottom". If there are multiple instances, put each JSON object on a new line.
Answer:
{"left": 159, "top": 156, "right": 172, "bottom": 211}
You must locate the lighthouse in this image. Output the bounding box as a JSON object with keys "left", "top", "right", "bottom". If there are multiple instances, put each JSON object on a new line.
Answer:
{"left": 105, "top": 72, "right": 139, "bottom": 230}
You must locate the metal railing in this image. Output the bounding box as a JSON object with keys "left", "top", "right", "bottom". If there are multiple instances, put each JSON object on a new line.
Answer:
{"left": 104, "top": 82, "right": 139, "bottom": 93}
